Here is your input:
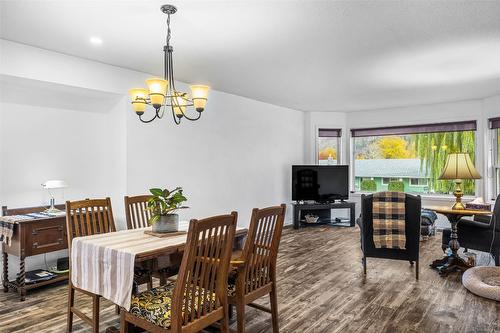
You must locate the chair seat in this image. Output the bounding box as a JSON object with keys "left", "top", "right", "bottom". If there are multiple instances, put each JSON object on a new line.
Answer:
{"left": 129, "top": 281, "right": 216, "bottom": 329}
{"left": 227, "top": 268, "right": 270, "bottom": 297}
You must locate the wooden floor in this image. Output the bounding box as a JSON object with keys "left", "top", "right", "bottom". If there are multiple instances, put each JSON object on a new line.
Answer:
{"left": 1, "top": 226, "right": 499, "bottom": 333}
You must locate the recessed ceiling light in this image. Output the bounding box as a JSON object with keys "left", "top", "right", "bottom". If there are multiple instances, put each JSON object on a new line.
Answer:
{"left": 90, "top": 37, "right": 103, "bottom": 45}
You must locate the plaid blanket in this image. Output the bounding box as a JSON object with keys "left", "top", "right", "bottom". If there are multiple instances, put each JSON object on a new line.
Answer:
{"left": 0, "top": 218, "right": 15, "bottom": 246}
{"left": 372, "top": 191, "right": 406, "bottom": 249}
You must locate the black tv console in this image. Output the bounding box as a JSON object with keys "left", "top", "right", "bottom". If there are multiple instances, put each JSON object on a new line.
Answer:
{"left": 292, "top": 201, "right": 356, "bottom": 229}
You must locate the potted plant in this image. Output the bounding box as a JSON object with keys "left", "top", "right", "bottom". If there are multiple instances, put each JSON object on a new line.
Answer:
{"left": 147, "top": 187, "right": 188, "bottom": 233}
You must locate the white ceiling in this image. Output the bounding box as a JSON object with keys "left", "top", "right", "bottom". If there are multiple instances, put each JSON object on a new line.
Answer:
{"left": 2, "top": 0, "right": 500, "bottom": 112}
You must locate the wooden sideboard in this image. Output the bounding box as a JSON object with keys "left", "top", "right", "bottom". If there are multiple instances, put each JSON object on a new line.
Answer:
{"left": 2, "top": 205, "right": 68, "bottom": 301}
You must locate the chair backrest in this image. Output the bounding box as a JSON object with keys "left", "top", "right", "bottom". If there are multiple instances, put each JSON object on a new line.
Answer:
{"left": 170, "top": 212, "right": 237, "bottom": 330}
{"left": 65, "top": 198, "right": 116, "bottom": 246}
{"left": 124, "top": 195, "right": 153, "bottom": 229}
{"left": 360, "top": 193, "right": 421, "bottom": 259}
{"left": 238, "top": 204, "right": 286, "bottom": 295}
{"left": 491, "top": 195, "right": 500, "bottom": 232}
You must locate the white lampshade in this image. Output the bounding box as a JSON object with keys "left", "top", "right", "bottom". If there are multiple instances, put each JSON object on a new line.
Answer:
{"left": 42, "top": 180, "right": 68, "bottom": 189}
{"left": 438, "top": 153, "right": 481, "bottom": 180}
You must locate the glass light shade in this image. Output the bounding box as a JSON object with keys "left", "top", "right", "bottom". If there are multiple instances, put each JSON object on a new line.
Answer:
{"left": 190, "top": 85, "right": 210, "bottom": 111}
{"left": 146, "top": 78, "right": 168, "bottom": 107}
{"left": 439, "top": 153, "right": 482, "bottom": 180}
{"left": 129, "top": 88, "right": 148, "bottom": 102}
{"left": 173, "top": 91, "right": 187, "bottom": 117}
{"left": 128, "top": 88, "right": 148, "bottom": 114}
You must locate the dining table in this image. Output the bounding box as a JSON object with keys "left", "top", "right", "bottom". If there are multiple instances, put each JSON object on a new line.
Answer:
{"left": 70, "top": 222, "right": 248, "bottom": 314}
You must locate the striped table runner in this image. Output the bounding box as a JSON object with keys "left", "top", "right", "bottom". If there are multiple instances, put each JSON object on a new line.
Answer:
{"left": 71, "top": 223, "right": 246, "bottom": 310}
{"left": 71, "top": 224, "right": 191, "bottom": 310}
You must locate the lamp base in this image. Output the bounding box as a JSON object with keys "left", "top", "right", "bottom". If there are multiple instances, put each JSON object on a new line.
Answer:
{"left": 43, "top": 207, "right": 64, "bottom": 214}
{"left": 43, "top": 198, "right": 63, "bottom": 215}
{"left": 452, "top": 180, "right": 465, "bottom": 210}
{"left": 451, "top": 201, "right": 466, "bottom": 210}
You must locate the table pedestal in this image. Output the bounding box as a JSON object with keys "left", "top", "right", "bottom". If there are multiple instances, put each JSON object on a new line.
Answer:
{"left": 430, "top": 213, "right": 471, "bottom": 275}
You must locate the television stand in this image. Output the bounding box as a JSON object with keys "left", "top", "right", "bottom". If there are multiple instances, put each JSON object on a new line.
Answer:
{"left": 292, "top": 201, "right": 356, "bottom": 229}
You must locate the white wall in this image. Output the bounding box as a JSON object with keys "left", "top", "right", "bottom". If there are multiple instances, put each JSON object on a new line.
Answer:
{"left": 0, "top": 40, "right": 304, "bottom": 279}
{"left": 127, "top": 88, "right": 304, "bottom": 227}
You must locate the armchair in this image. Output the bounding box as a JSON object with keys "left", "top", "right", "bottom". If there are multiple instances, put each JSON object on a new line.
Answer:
{"left": 441, "top": 198, "right": 500, "bottom": 266}
{"left": 357, "top": 193, "right": 421, "bottom": 279}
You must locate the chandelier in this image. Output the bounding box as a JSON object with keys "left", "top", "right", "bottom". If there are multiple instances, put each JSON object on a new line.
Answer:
{"left": 128, "top": 4, "right": 210, "bottom": 125}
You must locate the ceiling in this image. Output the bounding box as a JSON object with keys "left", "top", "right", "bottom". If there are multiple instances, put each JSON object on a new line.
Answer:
{"left": 2, "top": 0, "right": 500, "bottom": 112}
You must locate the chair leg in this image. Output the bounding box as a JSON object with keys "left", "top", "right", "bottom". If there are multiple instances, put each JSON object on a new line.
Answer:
{"left": 236, "top": 301, "right": 246, "bottom": 333}
{"left": 362, "top": 257, "right": 367, "bottom": 275}
{"left": 416, "top": 259, "right": 419, "bottom": 280}
{"left": 67, "top": 284, "right": 75, "bottom": 332}
{"left": 409, "top": 261, "right": 414, "bottom": 266}
{"left": 270, "top": 284, "right": 279, "bottom": 333}
{"left": 220, "top": 302, "right": 230, "bottom": 333}
{"left": 148, "top": 275, "right": 153, "bottom": 290}
{"left": 92, "top": 295, "right": 100, "bottom": 333}
{"left": 120, "top": 311, "right": 129, "bottom": 333}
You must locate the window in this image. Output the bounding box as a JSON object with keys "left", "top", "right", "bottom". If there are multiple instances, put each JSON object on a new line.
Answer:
{"left": 382, "top": 178, "right": 400, "bottom": 185}
{"left": 410, "top": 178, "right": 428, "bottom": 186}
{"left": 317, "top": 128, "right": 341, "bottom": 165}
{"left": 351, "top": 121, "right": 477, "bottom": 195}
{"left": 489, "top": 117, "right": 500, "bottom": 196}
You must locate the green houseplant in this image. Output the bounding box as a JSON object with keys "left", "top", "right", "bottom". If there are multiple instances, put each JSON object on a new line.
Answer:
{"left": 147, "top": 187, "right": 188, "bottom": 233}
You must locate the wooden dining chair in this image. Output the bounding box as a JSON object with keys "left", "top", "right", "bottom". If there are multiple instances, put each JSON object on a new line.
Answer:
{"left": 120, "top": 212, "right": 238, "bottom": 333}
{"left": 228, "top": 204, "right": 286, "bottom": 333}
{"left": 124, "top": 195, "right": 153, "bottom": 229}
{"left": 124, "top": 195, "right": 154, "bottom": 289}
{"left": 66, "top": 198, "right": 116, "bottom": 333}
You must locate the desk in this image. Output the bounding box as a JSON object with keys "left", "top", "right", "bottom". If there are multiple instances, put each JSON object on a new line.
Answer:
{"left": 2, "top": 205, "right": 68, "bottom": 301}
{"left": 426, "top": 206, "right": 491, "bottom": 276}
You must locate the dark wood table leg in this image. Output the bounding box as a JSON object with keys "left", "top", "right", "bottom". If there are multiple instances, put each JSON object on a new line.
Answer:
{"left": 2, "top": 249, "right": 8, "bottom": 292}
{"left": 18, "top": 256, "right": 26, "bottom": 301}
{"left": 430, "top": 213, "right": 471, "bottom": 276}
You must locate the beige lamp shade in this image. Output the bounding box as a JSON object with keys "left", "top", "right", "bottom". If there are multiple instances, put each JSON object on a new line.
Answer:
{"left": 146, "top": 78, "right": 168, "bottom": 106}
{"left": 42, "top": 180, "right": 68, "bottom": 189}
{"left": 172, "top": 91, "right": 187, "bottom": 117}
{"left": 189, "top": 85, "right": 210, "bottom": 111}
{"left": 128, "top": 88, "right": 149, "bottom": 114}
{"left": 439, "top": 153, "right": 481, "bottom": 180}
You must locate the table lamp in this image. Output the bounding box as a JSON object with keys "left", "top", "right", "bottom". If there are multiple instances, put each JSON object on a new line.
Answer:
{"left": 41, "top": 180, "right": 68, "bottom": 214}
{"left": 438, "top": 153, "right": 481, "bottom": 210}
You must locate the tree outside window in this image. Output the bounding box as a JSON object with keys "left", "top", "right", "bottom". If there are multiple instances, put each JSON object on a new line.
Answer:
{"left": 352, "top": 122, "right": 476, "bottom": 195}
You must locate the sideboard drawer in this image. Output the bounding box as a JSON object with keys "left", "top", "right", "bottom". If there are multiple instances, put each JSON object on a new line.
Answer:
{"left": 25, "top": 218, "right": 67, "bottom": 256}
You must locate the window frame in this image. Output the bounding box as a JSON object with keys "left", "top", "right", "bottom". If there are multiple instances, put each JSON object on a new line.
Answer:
{"left": 381, "top": 177, "right": 400, "bottom": 185}
{"left": 493, "top": 127, "right": 500, "bottom": 198}
{"left": 410, "top": 178, "right": 428, "bottom": 186}
{"left": 316, "top": 127, "right": 342, "bottom": 165}
{"left": 349, "top": 121, "right": 479, "bottom": 196}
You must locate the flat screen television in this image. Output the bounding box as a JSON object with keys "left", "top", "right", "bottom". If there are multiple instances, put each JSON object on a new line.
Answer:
{"left": 292, "top": 165, "right": 349, "bottom": 202}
